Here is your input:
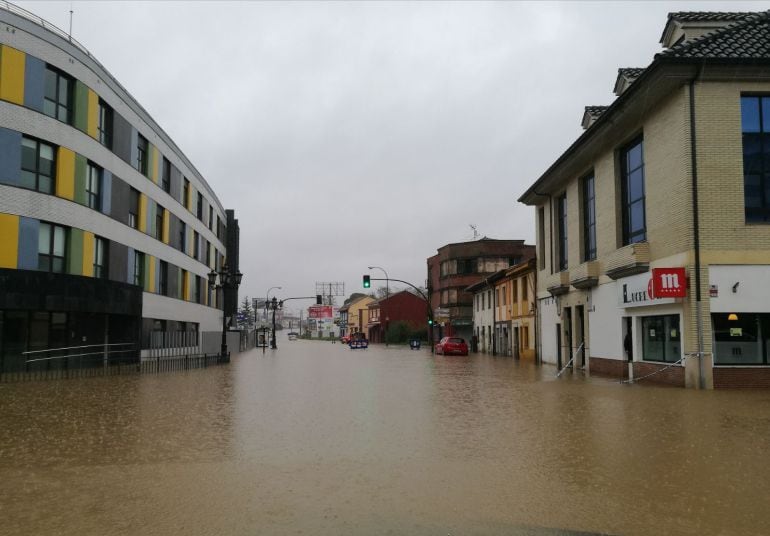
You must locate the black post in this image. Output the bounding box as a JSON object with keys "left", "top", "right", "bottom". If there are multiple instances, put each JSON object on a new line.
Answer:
{"left": 221, "top": 300, "right": 228, "bottom": 363}
{"left": 271, "top": 297, "right": 278, "bottom": 349}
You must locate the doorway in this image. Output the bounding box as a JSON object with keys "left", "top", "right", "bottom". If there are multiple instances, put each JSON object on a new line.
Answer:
{"left": 564, "top": 307, "right": 573, "bottom": 369}
{"left": 576, "top": 305, "right": 586, "bottom": 369}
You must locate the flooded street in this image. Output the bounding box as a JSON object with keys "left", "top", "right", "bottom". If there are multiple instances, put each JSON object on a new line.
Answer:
{"left": 1, "top": 338, "right": 770, "bottom": 535}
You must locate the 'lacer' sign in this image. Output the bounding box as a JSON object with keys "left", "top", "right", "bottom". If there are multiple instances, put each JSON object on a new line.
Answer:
{"left": 650, "top": 267, "right": 688, "bottom": 298}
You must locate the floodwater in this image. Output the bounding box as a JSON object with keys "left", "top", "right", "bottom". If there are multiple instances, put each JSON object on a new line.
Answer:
{"left": 1, "top": 338, "right": 770, "bottom": 536}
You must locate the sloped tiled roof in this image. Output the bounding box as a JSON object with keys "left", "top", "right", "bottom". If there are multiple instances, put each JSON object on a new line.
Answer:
{"left": 584, "top": 105, "right": 609, "bottom": 116}
{"left": 666, "top": 12, "right": 754, "bottom": 23}
{"left": 618, "top": 67, "right": 645, "bottom": 79}
{"left": 659, "top": 11, "right": 770, "bottom": 59}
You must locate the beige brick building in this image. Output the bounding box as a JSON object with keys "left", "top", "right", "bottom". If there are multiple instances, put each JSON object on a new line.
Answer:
{"left": 519, "top": 11, "right": 770, "bottom": 388}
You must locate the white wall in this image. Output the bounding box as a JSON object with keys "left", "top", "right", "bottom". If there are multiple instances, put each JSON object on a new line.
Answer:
{"left": 709, "top": 265, "right": 770, "bottom": 313}
{"left": 538, "top": 296, "right": 558, "bottom": 364}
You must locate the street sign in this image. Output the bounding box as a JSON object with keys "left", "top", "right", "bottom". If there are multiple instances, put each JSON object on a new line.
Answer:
{"left": 435, "top": 308, "right": 449, "bottom": 316}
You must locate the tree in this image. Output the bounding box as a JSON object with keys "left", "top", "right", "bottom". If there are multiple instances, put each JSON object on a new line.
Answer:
{"left": 375, "top": 286, "right": 389, "bottom": 299}
{"left": 238, "top": 296, "right": 254, "bottom": 328}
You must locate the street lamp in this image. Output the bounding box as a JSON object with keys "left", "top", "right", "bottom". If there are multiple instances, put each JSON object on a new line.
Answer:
{"left": 269, "top": 296, "right": 282, "bottom": 349}
{"left": 265, "top": 286, "right": 282, "bottom": 322}
{"left": 368, "top": 266, "right": 389, "bottom": 299}
{"left": 208, "top": 264, "right": 243, "bottom": 363}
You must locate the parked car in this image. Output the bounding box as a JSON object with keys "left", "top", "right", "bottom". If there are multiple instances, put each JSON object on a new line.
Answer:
{"left": 435, "top": 337, "right": 468, "bottom": 356}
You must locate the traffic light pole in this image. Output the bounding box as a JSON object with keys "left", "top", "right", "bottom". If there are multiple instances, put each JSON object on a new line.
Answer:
{"left": 367, "top": 277, "right": 434, "bottom": 353}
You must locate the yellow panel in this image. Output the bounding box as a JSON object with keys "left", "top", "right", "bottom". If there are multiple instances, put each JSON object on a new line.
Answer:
{"left": 138, "top": 194, "right": 147, "bottom": 233}
{"left": 162, "top": 208, "right": 170, "bottom": 244}
{"left": 87, "top": 89, "right": 98, "bottom": 138}
{"left": 147, "top": 256, "right": 155, "bottom": 293}
{"left": 187, "top": 185, "right": 194, "bottom": 211}
{"left": 0, "top": 45, "right": 25, "bottom": 105}
{"left": 184, "top": 271, "right": 190, "bottom": 301}
{"left": 55, "top": 147, "right": 76, "bottom": 200}
{"left": 82, "top": 232, "right": 94, "bottom": 277}
{"left": 0, "top": 213, "right": 20, "bottom": 269}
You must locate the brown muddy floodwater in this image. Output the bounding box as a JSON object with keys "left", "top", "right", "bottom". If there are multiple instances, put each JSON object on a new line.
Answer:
{"left": 1, "top": 338, "right": 770, "bottom": 536}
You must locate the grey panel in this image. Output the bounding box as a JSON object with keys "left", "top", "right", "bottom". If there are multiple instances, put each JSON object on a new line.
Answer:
{"left": 23, "top": 55, "right": 44, "bottom": 113}
{"left": 167, "top": 263, "right": 179, "bottom": 300}
{"left": 108, "top": 241, "right": 128, "bottom": 284}
{"left": 111, "top": 111, "right": 133, "bottom": 164}
{"left": 0, "top": 127, "right": 21, "bottom": 186}
{"left": 101, "top": 170, "right": 112, "bottom": 215}
{"left": 169, "top": 214, "right": 180, "bottom": 251}
{"left": 126, "top": 247, "right": 135, "bottom": 285}
{"left": 110, "top": 174, "right": 130, "bottom": 225}
{"left": 18, "top": 217, "right": 39, "bottom": 270}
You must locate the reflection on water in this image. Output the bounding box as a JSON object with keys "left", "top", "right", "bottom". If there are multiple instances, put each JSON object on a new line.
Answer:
{"left": 1, "top": 340, "right": 769, "bottom": 535}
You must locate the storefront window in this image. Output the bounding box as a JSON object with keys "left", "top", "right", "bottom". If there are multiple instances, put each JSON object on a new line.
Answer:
{"left": 712, "top": 313, "right": 766, "bottom": 365}
{"left": 641, "top": 315, "right": 680, "bottom": 363}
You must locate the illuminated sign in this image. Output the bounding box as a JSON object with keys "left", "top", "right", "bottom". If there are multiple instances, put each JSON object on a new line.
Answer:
{"left": 651, "top": 268, "right": 687, "bottom": 298}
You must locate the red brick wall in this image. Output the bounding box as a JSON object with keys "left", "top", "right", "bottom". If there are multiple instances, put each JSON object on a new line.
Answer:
{"left": 589, "top": 357, "right": 685, "bottom": 387}
{"left": 713, "top": 368, "right": 770, "bottom": 389}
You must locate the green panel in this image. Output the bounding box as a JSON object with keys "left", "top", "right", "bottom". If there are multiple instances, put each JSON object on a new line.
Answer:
{"left": 73, "top": 80, "right": 89, "bottom": 132}
{"left": 68, "top": 228, "right": 83, "bottom": 275}
{"left": 74, "top": 154, "right": 87, "bottom": 205}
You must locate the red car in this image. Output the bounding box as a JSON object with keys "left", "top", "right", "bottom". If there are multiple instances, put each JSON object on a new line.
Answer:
{"left": 435, "top": 337, "right": 469, "bottom": 356}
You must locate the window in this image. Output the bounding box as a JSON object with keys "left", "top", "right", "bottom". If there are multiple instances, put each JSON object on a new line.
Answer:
{"left": 206, "top": 241, "right": 211, "bottom": 267}
{"left": 162, "top": 157, "right": 171, "bottom": 193}
{"left": 86, "top": 162, "right": 101, "bottom": 209}
{"left": 128, "top": 188, "right": 139, "bottom": 229}
{"left": 217, "top": 215, "right": 222, "bottom": 240}
{"left": 93, "top": 237, "right": 107, "bottom": 278}
{"left": 38, "top": 222, "right": 67, "bottom": 273}
{"left": 556, "top": 193, "right": 568, "bottom": 271}
{"left": 476, "top": 295, "right": 479, "bottom": 312}
{"left": 43, "top": 66, "right": 72, "bottom": 123}
{"left": 208, "top": 206, "right": 213, "bottom": 231}
{"left": 159, "top": 261, "right": 168, "bottom": 296}
{"left": 712, "top": 313, "right": 769, "bottom": 365}
{"left": 495, "top": 289, "right": 500, "bottom": 308}
{"left": 193, "top": 231, "right": 200, "bottom": 259}
{"left": 155, "top": 205, "right": 164, "bottom": 241}
{"left": 197, "top": 192, "right": 204, "bottom": 220}
{"left": 133, "top": 251, "right": 145, "bottom": 287}
{"left": 97, "top": 99, "right": 113, "bottom": 149}
{"left": 137, "top": 134, "right": 148, "bottom": 176}
{"left": 621, "top": 136, "right": 646, "bottom": 244}
{"left": 502, "top": 286, "right": 506, "bottom": 306}
{"left": 741, "top": 96, "right": 770, "bottom": 222}
{"left": 457, "top": 259, "right": 475, "bottom": 275}
{"left": 183, "top": 178, "right": 190, "bottom": 208}
{"left": 179, "top": 221, "right": 186, "bottom": 253}
{"left": 487, "top": 290, "right": 492, "bottom": 309}
{"left": 193, "top": 275, "right": 201, "bottom": 304}
{"left": 582, "top": 173, "right": 596, "bottom": 261}
{"left": 537, "top": 207, "right": 545, "bottom": 270}
{"left": 512, "top": 280, "right": 518, "bottom": 304}
{"left": 21, "top": 137, "right": 55, "bottom": 194}
{"left": 641, "top": 315, "right": 680, "bottom": 363}
{"left": 522, "top": 277, "right": 528, "bottom": 301}
{"left": 481, "top": 292, "right": 485, "bottom": 310}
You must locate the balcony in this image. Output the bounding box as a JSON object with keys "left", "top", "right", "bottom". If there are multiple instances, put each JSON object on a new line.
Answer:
{"left": 570, "top": 261, "right": 600, "bottom": 289}
{"left": 545, "top": 270, "right": 570, "bottom": 296}
{"left": 605, "top": 242, "right": 650, "bottom": 280}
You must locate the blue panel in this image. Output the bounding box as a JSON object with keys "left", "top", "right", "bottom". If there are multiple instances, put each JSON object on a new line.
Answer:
{"left": 130, "top": 128, "right": 138, "bottom": 170}
{"left": 0, "top": 127, "right": 21, "bottom": 186}
{"left": 18, "top": 217, "right": 39, "bottom": 270}
{"left": 126, "top": 247, "right": 135, "bottom": 284}
{"left": 101, "top": 170, "right": 112, "bottom": 215}
{"left": 23, "top": 55, "right": 45, "bottom": 113}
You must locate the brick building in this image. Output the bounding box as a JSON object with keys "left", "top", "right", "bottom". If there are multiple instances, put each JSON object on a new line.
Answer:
{"left": 427, "top": 238, "right": 535, "bottom": 342}
{"left": 366, "top": 290, "right": 427, "bottom": 343}
{"left": 518, "top": 11, "right": 770, "bottom": 388}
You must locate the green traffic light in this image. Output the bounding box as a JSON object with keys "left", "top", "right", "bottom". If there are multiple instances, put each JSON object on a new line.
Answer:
{"left": 363, "top": 275, "right": 371, "bottom": 288}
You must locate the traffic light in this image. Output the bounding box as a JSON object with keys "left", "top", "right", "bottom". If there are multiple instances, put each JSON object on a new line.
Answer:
{"left": 316, "top": 295, "right": 322, "bottom": 305}
{"left": 428, "top": 318, "right": 433, "bottom": 325}
{"left": 363, "top": 274, "right": 371, "bottom": 288}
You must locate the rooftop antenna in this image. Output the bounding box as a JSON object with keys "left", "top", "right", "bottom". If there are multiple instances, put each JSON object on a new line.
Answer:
{"left": 68, "top": 2, "right": 73, "bottom": 42}
{"left": 469, "top": 224, "right": 479, "bottom": 240}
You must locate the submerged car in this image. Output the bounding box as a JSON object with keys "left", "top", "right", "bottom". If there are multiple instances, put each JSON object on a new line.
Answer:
{"left": 435, "top": 337, "right": 468, "bottom": 356}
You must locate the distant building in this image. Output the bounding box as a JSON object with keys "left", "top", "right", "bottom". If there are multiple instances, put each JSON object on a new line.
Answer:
{"left": 519, "top": 11, "right": 770, "bottom": 388}
{"left": 339, "top": 296, "right": 374, "bottom": 338}
{"left": 427, "top": 238, "right": 535, "bottom": 342}
{"left": 366, "top": 290, "right": 428, "bottom": 343}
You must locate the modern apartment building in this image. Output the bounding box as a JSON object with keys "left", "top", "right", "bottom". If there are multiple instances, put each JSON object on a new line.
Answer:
{"left": 0, "top": 5, "right": 239, "bottom": 371}
{"left": 427, "top": 238, "right": 535, "bottom": 342}
{"left": 519, "top": 11, "right": 770, "bottom": 388}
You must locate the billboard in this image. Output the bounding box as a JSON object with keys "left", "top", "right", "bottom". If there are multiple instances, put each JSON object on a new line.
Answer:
{"left": 308, "top": 305, "right": 333, "bottom": 319}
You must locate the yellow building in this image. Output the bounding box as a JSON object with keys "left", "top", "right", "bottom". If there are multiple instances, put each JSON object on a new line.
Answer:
{"left": 519, "top": 11, "right": 770, "bottom": 388}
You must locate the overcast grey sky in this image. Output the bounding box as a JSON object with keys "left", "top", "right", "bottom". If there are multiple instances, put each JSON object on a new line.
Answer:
{"left": 16, "top": 1, "right": 770, "bottom": 310}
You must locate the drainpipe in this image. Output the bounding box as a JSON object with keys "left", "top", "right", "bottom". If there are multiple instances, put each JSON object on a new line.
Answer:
{"left": 689, "top": 69, "right": 706, "bottom": 389}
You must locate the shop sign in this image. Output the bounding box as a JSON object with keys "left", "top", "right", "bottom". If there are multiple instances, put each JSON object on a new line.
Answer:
{"left": 617, "top": 272, "right": 677, "bottom": 308}
{"left": 651, "top": 267, "right": 687, "bottom": 298}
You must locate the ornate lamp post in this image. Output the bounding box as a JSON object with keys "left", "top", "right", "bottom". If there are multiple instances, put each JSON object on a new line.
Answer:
{"left": 208, "top": 264, "right": 243, "bottom": 363}
{"left": 269, "top": 296, "right": 282, "bottom": 349}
